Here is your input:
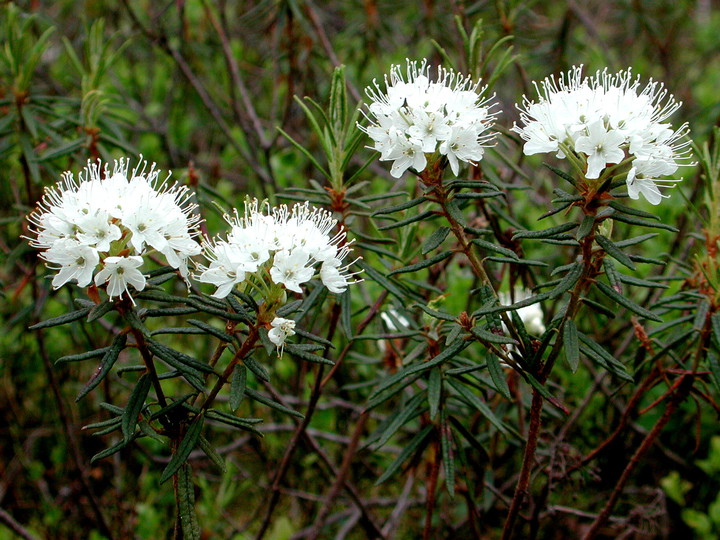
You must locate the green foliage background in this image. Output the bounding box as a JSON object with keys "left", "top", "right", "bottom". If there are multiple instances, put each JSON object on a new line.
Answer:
{"left": 1, "top": 1, "right": 719, "bottom": 538}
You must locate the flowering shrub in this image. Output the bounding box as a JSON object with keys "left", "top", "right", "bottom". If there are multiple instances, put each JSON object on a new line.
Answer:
{"left": 4, "top": 5, "right": 720, "bottom": 540}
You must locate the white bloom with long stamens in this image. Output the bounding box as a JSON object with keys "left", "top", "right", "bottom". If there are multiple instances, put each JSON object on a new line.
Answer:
{"left": 94, "top": 256, "right": 146, "bottom": 302}
{"left": 513, "top": 65, "right": 691, "bottom": 204}
{"left": 26, "top": 158, "right": 202, "bottom": 301}
{"left": 361, "top": 58, "right": 498, "bottom": 178}
{"left": 197, "top": 199, "right": 360, "bottom": 299}
{"left": 268, "top": 317, "right": 296, "bottom": 352}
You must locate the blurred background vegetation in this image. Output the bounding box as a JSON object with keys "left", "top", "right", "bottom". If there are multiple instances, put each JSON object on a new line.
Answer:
{"left": 1, "top": 1, "right": 720, "bottom": 538}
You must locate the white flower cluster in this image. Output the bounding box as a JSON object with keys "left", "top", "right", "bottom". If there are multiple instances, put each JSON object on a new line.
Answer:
{"left": 27, "top": 158, "right": 202, "bottom": 301}
{"left": 197, "top": 199, "right": 357, "bottom": 299}
{"left": 514, "top": 65, "right": 691, "bottom": 205}
{"left": 361, "top": 59, "right": 498, "bottom": 178}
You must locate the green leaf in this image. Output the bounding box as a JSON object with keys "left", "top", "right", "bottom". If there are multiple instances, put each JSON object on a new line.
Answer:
{"left": 611, "top": 213, "right": 678, "bottom": 232}
{"left": 428, "top": 368, "right": 442, "bottom": 421}
{"left": 56, "top": 347, "right": 111, "bottom": 364}
{"left": 580, "top": 297, "right": 616, "bottom": 319}
{"left": 37, "top": 138, "right": 84, "bottom": 161}
{"left": 375, "top": 392, "right": 426, "bottom": 449}
{"left": 377, "top": 210, "right": 435, "bottom": 231}
{"left": 519, "top": 372, "right": 569, "bottom": 414}
{"left": 198, "top": 436, "right": 226, "bottom": 473}
{"left": 243, "top": 353, "right": 270, "bottom": 381}
{"left": 368, "top": 339, "right": 470, "bottom": 401}
{"left": 356, "top": 259, "right": 417, "bottom": 302}
{"left": 229, "top": 365, "right": 247, "bottom": 412}
{"left": 594, "top": 281, "right": 662, "bottom": 322}
{"left": 543, "top": 163, "right": 576, "bottom": 186}
{"left": 76, "top": 334, "right": 127, "bottom": 401}
{"left": 486, "top": 256, "right": 547, "bottom": 267}
{"left": 389, "top": 250, "right": 454, "bottom": 277}
{"left": 414, "top": 303, "right": 456, "bottom": 322}
{"left": 372, "top": 196, "right": 427, "bottom": 216}
{"left": 486, "top": 353, "right": 511, "bottom": 399}
{"left": 575, "top": 215, "right": 595, "bottom": 241}
{"left": 473, "top": 291, "right": 553, "bottom": 318}
{"left": 187, "top": 319, "right": 234, "bottom": 342}
{"left": 340, "top": 289, "right": 353, "bottom": 340}
{"left": 577, "top": 333, "right": 633, "bottom": 381}
{"left": 205, "top": 410, "right": 263, "bottom": 435}
{"left": 512, "top": 222, "right": 577, "bottom": 240}
{"left": 712, "top": 313, "right": 720, "bottom": 350}
{"left": 161, "top": 415, "right": 205, "bottom": 488}
{"left": 549, "top": 262, "right": 583, "bottom": 299}
{"left": 329, "top": 65, "right": 347, "bottom": 130}
{"left": 596, "top": 235, "right": 636, "bottom": 271}
{"left": 423, "top": 227, "right": 451, "bottom": 254}
{"left": 440, "top": 411, "right": 455, "bottom": 498}
{"left": 146, "top": 340, "right": 215, "bottom": 374}
{"left": 91, "top": 437, "right": 135, "bottom": 463}
{"left": 447, "top": 379, "right": 509, "bottom": 434}
{"left": 603, "top": 259, "right": 623, "bottom": 294}
{"left": 284, "top": 343, "right": 334, "bottom": 365}
{"left": 608, "top": 201, "right": 660, "bottom": 220}
{"left": 563, "top": 320, "right": 580, "bottom": 373}
{"left": 375, "top": 425, "right": 433, "bottom": 485}
{"left": 87, "top": 301, "right": 117, "bottom": 322}
{"left": 445, "top": 199, "right": 467, "bottom": 227}
{"left": 469, "top": 327, "right": 517, "bottom": 345}
{"left": 707, "top": 350, "right": 720, "bottom": 395}
{"left": 617, "top": 274, "right": 669, "bottom": 289}
{"left": 471, "top": 238, "right": 519, "bottom": 260}
{"left": 122, "top": 373, "right": 152, "bottom": 441}
{"left": 245, "top": 388, "right": 304, "bottom": 418}
{"left": 29, "top": 307, "right": 91, "bottom": 330}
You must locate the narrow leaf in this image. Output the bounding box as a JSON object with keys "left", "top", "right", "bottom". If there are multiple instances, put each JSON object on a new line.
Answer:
{"left": 563, "top": 320, "right": 580, "bottom": 373}
{"left": 76, "top": 334, "right": 127, "bottom": 401}
{"left": 375, "top": 392, "right": 425, "bottom": 449}
{"left": 440, "top": 411, "right": 455, "bottom": 498}
{"left": 423, "top": 226, "right": 451, "bottom": 254}
{"left": 486, "top": 353, "right": 511, "bottom": 399}
{"left": 375, "top": 425, "right": 433, "bottom": 485}
{"left": 512, "top": 222, "right": 577, "bottom": 240}
{"left": 447, "top": 379, "right": 509, "bottom": 434}
{"left": 245, "top": 388, "right": 304, "bottom": 418}
{"left": 372, "top": 196, "right": 427, "bottom": 216}
{"left": 549, "top": 262, "right": 583, "bottom": 299}
{"left": 596, "top": 234, "right": 636, "bottom": 270}
{"left": 595, "top": 281, "right": 662, "bottom": 322}
{"left": 122, "top": 373, "right": 152, "bottom": 441}
{"left": 428, "top": 368, "right": 442, "bottom": 421}
{"left": 29, "top": 307, "right": 91, "bottom": 330}
{"left": 229, "top": 365, "right": 247, "bottom": 412}
{"left": 160, "top": 414, "right": 205, "bottom": 485}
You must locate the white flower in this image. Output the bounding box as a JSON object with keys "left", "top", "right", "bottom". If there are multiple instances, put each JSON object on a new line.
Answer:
{"left": 196, "top": 199, "right": 360, "bottom": 298}
{"left": 514, "top": 65, "right": 691, "bottom": 203}
{"left": 94, "top": 256, "right": 146, "bottom": 302}
{"left": 26, "top": 158, "right": 202, "bottom": 300}
{"left": 270, "top": 249, "right": 315, "bottom": 293}
{"left": 268, "top": 317, "right": 296, "bottom": 352}
{"left": 361, "top": 58, "right": 498, "bottom": 177}
{"left": 573, "top": 120, "right": 626, "bottom": 179}
{"left": 44, "top": 239, "right": 99, "bottom": 288}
